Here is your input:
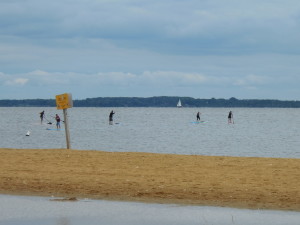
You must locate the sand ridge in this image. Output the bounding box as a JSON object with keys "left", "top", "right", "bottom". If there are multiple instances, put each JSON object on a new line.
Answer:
{"left": 0, "top": 148, "right": 299, "bottom": 211}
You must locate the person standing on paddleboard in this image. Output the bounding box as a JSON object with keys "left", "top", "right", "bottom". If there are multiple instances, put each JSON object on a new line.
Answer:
{"left": 40, "top": 110, "right": 45, "bottom": 124}
{"left": 228, "top": 111, "right": 233, "bottom": 124}
{"left": 109, "top": 110, "right": 115, "bottom": 125}
{"left": 55, "top": 114, "right": 61, "bottom": 129}
{"left": 196, "top": 112, "right": 201, "bottom": 121}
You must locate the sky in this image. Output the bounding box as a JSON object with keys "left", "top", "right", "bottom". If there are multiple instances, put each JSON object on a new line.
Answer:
{"left": 1, "top": 0, "right": 300, "bottom": 100}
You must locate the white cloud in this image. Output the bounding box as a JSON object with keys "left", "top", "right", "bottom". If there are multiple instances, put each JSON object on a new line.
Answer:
{"left": 0, "top": 70, "right": 209, "bottom": 88}
{"left": 134, "top": 71, "right": 208, "bottom": 86}
{"left": 5, "top": 78, "right": 28, "bottom": 86}
{"left": 234, "top": 74, "right": 268, "bottom": 86}
{"left": 1, "top": 69, "right": 300, "bottom": 100}
{"left": 0, "top": 70, "right": 269, "bottom": 91}
{"left": 1, "top": 1, "right": 300, "bottom": 100}
{"left": 1, "top": 0, "right": 300, "bottom": 55}
{"left": 92, "top": 72, "right": 137, "bottom": 85}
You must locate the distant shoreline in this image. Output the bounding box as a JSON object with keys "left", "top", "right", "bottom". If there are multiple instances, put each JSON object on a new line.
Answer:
{"left": 1, "top": 96, "right": 300, "bottom": 107}
{"left": 0, "top": 148, "right": 299, "bottom": 211}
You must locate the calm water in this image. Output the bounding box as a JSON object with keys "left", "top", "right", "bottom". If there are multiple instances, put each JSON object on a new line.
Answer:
{"left": 0, "top": 195, "right": 299, "bottom": 225}
{"left": 1, "top": 108, "right": 300, "bottom": 224}
{"left": 0, "top": 107, "right": 300, "bottom": 158}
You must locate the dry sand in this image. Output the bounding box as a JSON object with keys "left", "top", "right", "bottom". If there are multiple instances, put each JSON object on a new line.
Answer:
{"left": 0, "top": 148, "right": 299, "bottom": 211}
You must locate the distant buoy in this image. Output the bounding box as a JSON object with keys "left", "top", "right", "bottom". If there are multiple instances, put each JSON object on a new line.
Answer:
{"left": 26, "top": 131, "right": 30, "bottom": 136}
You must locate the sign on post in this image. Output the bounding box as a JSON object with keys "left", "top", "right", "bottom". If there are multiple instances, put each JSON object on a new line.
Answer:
{"left": 55, "top": 93, "right": 73, "bottom": 149}
{"left": 56, "top": 93, "right": 73, "bottom": 110}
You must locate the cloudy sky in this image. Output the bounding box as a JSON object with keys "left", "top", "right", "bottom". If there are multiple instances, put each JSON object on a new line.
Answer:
{"left": 1, "top": 0, "right": 300, "bottom": 100}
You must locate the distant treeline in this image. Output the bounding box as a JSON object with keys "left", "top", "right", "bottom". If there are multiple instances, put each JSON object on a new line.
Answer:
{"left": 1, "top": 97, "right": 300, "bottom": 108}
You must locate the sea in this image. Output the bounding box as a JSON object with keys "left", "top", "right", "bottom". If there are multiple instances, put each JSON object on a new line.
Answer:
{"left": 1, "top": 107, "right": 300, "bottom": 225}
{"left": 0, "top": 107, "right": 299, "bottom": 158}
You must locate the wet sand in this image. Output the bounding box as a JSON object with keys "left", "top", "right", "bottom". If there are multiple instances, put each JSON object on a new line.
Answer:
{"left": 0, "top": 148, "right": 299, "bottom": 211}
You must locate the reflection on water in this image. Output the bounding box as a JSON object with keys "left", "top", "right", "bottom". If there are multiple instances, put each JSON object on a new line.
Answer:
{"left": 0, "top": 195, "right": 299, "bottom": 225}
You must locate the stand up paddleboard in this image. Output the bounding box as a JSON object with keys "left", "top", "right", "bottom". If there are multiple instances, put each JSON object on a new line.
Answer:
{"left": 46, "top": 128, "right": 61, "bottom": 131}
{"left": 191, "top": 121, "right": 205, "bottom": 124}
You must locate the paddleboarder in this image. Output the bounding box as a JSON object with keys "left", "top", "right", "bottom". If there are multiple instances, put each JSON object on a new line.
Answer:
{"left": 196, "top": 112, "right": 201, "bottom": 121}
{"left": 228, "top": 111, "right": 233, "bottom": 124}
{"left": 109, "top": 110, "right": 115, "bottom": 125}
{"left": 39, "top": 110, "right": 45, "bottom": 124}
{"left": 55, "top": 114, "right": 61, "bottom": 129}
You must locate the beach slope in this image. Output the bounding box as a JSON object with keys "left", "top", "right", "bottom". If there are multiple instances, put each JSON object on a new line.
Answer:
{"left": 0, "top": 148, "right": 299, "bottom": 211}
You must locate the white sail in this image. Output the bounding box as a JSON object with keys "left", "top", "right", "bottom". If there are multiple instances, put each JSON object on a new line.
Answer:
{"left": 177, "top": 99, "right": 182, "bottom": 107}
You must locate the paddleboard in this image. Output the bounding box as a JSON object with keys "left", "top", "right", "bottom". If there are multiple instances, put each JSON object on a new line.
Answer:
{"left": 191, "top": 121, "right": 205, "bottom": 124}
{"left": 46, "top": 128, "right": 61, "bottom": 130}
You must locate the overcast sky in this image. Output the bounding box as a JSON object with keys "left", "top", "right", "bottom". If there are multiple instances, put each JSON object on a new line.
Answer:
{"left": 1, "top": 0, "right": 300, "bottom": 100}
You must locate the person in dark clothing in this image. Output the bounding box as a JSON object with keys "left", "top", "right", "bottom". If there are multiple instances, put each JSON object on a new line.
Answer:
{"left": 40, "top": 110, "right": 45, "bottom": 124}
{"left": 228, "top": 111, "right": 233, "bottom": 124}
{"left": 109, "top": 110, "right": 115, "bottom": 125}
{"left": 196, "top": 112, "right": 201, "bottom": 121}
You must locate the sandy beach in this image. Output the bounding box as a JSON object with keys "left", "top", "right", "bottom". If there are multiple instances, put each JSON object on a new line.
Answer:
{"left": 0, "top": 148, "right": 299, "bottom": 211}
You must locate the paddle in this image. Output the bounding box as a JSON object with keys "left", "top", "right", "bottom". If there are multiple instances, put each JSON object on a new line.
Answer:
{"left": 44, "top": 116, "right": 53, "bottom": 125}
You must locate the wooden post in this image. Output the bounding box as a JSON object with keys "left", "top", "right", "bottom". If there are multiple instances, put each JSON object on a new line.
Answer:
{"left": 56, "top": 93, "right": 73, "bottom": 150}
{"left": 63, "top": 108, "right": 71, "bottom": 149}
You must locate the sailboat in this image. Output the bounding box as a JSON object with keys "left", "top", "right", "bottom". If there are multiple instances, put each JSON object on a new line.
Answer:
{"left": 177, "top": 99, "right": 182, "bottom": 108}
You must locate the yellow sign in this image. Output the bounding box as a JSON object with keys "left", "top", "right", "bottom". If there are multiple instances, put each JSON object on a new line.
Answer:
{"left": 56, "top": 93, "right": 73, "bottom": 110}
